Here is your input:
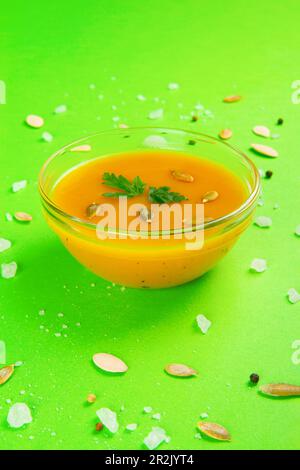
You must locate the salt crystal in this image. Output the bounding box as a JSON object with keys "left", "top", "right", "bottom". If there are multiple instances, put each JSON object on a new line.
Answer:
{"left": 152, "top": 413, "right": 161, "bottom": 420}
{"left": 41, "top": 132, "right": 53, "bottom": 143}
{"left": 168, "top": 83, "right": 179, "bottom": 90}
{"left": 257, "top": 199, "right": 264, "bottom": 207}
{"left": 287, "top": 288, "right": 300, "bottom": 304}
{"left": 14, "top": 361, "right": 23, "bottom": 367}
{"left": 196, "top": 314, "right": 212, "bottom": 334}
{"left": 200, "top": 412, "right": 209, "bottom": 419}
{"left": 250, "top": 258, "right": 267, "bottom": 273}
{"left": 136, "top": 94, "right": 146, "bottom": 101}
{"left": 126, "top": 423, "right": 137, "bottom": 431}
{"left": 1, "top": 261, "right": 17, "bottom": 279}
{"left": 38, "top": 309, "right": 45, "bottom": 316}
{"left": 148, "top": 109, "right": 163, "bottom": 120}
{"left": 54, "top": 333, "right": 61, "bottom": 337}
{"left": 0, "top": 238, "right": 11, "bottom": 252}
{"left": 144, "top": 427, "right": 170, "bottom": 450}
{"left": 5, "top": 213, "right": 13, "bottom": 222}
{"left": 96, "top": 408, "right": 119, "bottom": 433}
{"left": 258, "top": 169, "right": 265, "bottom": 178}
{"left": 194, "top": 432, "right": 202, "bottom": 440}
{"left": 273, "top": 203, "right": 280, "bottom": 210}
{"left": 54, "top": 104, "right": 67, "bottom": 114}
{"left": 89, "top": 84, "right": 96, "bottom": 89}
{"left": 7, "top": 403, "right": 32, "bottom": 428}
{"left": 12, "top": 180, "right": 27, "bottom": 193}
{"left": 143, "top": 406, "right": 152, "bottom": 414}
{"left": 143, "top": 135, "right": 167, "bottom": 149}
{"left": 254, "top": 216, "right": 272, "bottom": 228}
{"left": 295, "top": 225, "right": 300, "bottom": 237}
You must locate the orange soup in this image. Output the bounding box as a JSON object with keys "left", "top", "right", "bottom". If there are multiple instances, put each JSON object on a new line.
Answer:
{"left": 46, "top": 149, "right": 252, "bottom": 288}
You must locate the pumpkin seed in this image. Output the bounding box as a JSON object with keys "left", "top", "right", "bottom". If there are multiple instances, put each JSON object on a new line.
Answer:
{"left": 171, "top": 170, "right": 194, "bottom": 183}
{"left": 14, "top": 212, "right": 32, "bottom": 222}
{"left": 219, "top": 129, "right": 232, "bottom": 140}
{"left": 25, "top": 114, "right": 44, "bottom": 128}
{"left": 223, "top": 95, "right": 241, "bottom": 103}
{"left": 164, "top": 363, "right": 198, "bottom": 377}
{"left": 197, "top": 421, "right": 231, "bottom": 441}
{"left": 201, "top": 191, "right": 219, "bottom": 203}
{"left": 86, "top": 204, "right": 100, "bottom": 219}
{"left": 93, "top": 353, "right": 128, "bottom": 373}
{"left": 251, "top": 144, "right": 278, "bottom": 158}
{"left": 0, "top": 365, "right": 14, "bottom": 385}
{"left": 252, "top": 126, "right": 271, "bottom": 138}
{"left": 70, "top": 145, "right": 92, "bottom": 152}
{"left": 259, "top": 383, "right": 300, "bottom": 397}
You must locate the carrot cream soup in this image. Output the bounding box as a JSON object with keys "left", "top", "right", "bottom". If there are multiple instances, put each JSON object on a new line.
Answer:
{"left": 39, "top": 128, "right": 260, "bottom": 288}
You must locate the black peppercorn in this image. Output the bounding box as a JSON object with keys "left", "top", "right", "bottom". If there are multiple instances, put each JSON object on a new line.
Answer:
{"left": 188, "top": 139, "right": 196, "bottom": 146}
{"left": 277, "top": 118, "right": 284, "bottom": 125}
{"left": 249, "top": 373, "right": 260, "bottom": 384}
{"left": 191, "top": 115, "right": 198, "bottom": 122}
{"left": 265, "top": 170, "right": 273, "bottom": 179}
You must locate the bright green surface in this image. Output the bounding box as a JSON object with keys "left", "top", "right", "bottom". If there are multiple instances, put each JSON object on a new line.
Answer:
{"left": 1, "top": 0, "right": 300, "bottom": 450}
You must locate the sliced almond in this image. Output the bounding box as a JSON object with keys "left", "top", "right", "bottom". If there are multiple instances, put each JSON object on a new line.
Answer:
{"left": 197, "top": 421, "right": 231, "bottom": 441}
{"left": 201, "top": 190, "right": 219, "bottom": 203}
{"left": 251, "top": 144, "right": 278, "bottom": 158}
{"left": 14, "top": 212, "right": 32, "bottom": 222}
{"left": 223, "top": 95, "right": 241, "bottom": 103}
{"left": 25, "top": 114, "right": 44, "bottom": 128}
{"left": 252, "top": 125, "right": 271, "bottom": 138}
{"left": 0, "top": 365, "right": 14, "bottom": 385}
{"left": 86, "top": 203, "right": 100, "bottom": 219}
{"left": 164, "top": 363, "right": 198, "bottom": 377}
{"left": 70, "top": 145, "right": 92, "bottom": 152}
{"left": 171, "top": 170, "right": 194, "bottom": 183}
{"left": 93, "top": 353, "right": 128, "bottom": 373}
{"left": 219, "top": 129, "right": 232, "bottom": 140}
{"left": 259, "top": 383, "right": 300, "bottom": 397}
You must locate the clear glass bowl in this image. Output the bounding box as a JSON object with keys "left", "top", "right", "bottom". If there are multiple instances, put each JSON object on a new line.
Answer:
{"left": 39, "top": 127, "right": 261, "bottom": 288}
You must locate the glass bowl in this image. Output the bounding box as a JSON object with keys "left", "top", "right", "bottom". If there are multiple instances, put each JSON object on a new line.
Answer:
{"left": 38, "top": 127, "right": 260, "bottom": 288}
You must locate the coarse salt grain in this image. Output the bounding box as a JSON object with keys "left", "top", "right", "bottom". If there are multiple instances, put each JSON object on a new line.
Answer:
{"left": 5, "top": 213, "right": 13, "bottom": 222}
{"left": 144, "top": 427, "right": 170, "bottom": 450}
{"left": 152, "top": 413, "right": 161, "bottom": 421}
{"left": 7, "top": 403, "right": 32, "bottom": 428}
{"left": 200, "top": 412, "right": 209, "bottom": 419}
{"left": 295, "top": 225, "right": 300, "bottom": 237}
{"left": 126, "top": 423, "right": 138, "bottom": 431}
{"left": 143, "top": 406, "right": 152, "bottom": 414}
{"left": 250, "top": 258, "right": 267, "bottom": 273}
{"left": 0, "top": 238, "right": 11, "bottom": 253}
{"left": 54, "top": 104, "right": 67, "bottom": 114}
{"left": 1, "top": 262, "right": 17, "bottom": 279}
{"left": 96, "top": 408, "right": 119, "bottom": 433}
{"left": 254, "top": 216, "right": 272, "bottom": 228}
{"left": 148, "top": 109, "right": 163, "bottom": 120}
{"left": 196, "top": 314, "right": 212, "bottom": 334}
{"left": 12, "top": 180, "right": 27, "bottom": 193}
{"left": 41, "top": 132, "right": 53, "bottom": 143}
{"left": 287, "top": 288, "right": 300, "bottom": 304}
{"left": 168, "top": 83, "right": 179, "bottom": 90}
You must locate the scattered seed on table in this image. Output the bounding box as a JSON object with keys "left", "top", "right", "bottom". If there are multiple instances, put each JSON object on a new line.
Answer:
{"left": 249, "top": 373, "right": 260, "bottom": 384}
{"left": 164, "top": 363, "right": 198, "bottom": 377}
{"left": 219, "top": 129, "right": 232, "bottom": 140}
{"left": 171, "top": 170, "right": 194, "bottom": 183}
{"left": 0, "top": 365, "right": 15, "bottom": 385}
{"left": 201, "top": 190, "right": 219, "bottom": 203}
{"left": 251, "top": 144, "right": 278, "bottom": 158}
{"left": 252, "top": 126, "right": 271, "bottom": 138}
{"left": 197, "top": 421, "right": 231, "bottom": 441}
{"left": 95, "top": 422, "right": 103, "bottom": 431}
{"left": 93, "top": 353, "right": 128, "bottom": 373}
{"left": 87, "top": 393, "right": 97, "bottom": 404}
{"left": 259, "top": 383, "right": 300, "bottom": 397}
{"left": 223, "top": 95, "right": 241, "bottom": 103}
{"left": 25, "top": 114, "right": 44, "bottom": 128}
{"left": 277, "top": 118, "right": 284, "bottom": 125}
{"left": 14, "top": 212, "right": 32, "bottom": 222}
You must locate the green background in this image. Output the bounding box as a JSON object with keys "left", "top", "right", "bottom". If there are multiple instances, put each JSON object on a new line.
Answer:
{"left": 1, "top": 0, "right": 300, "bottom": 450}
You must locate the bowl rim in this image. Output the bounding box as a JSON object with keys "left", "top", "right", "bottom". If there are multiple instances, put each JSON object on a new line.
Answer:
{"left": 38, "top": 126, "right": 261, "bottom": 236}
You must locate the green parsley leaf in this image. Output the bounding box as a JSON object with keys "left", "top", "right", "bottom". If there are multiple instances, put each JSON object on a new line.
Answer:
{"left": 148, "top": 186, "right": 188, "bottom": 203}
{"left": 102, "top": 173, "right": 146, "bottom": 198}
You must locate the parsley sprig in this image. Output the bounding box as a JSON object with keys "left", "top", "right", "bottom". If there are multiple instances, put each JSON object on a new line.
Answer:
{"left": 148, "top": 186, "right": 187, "bottom": 203}
{"left": 102, "top": 172, "right": 146, "bottom": 198}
